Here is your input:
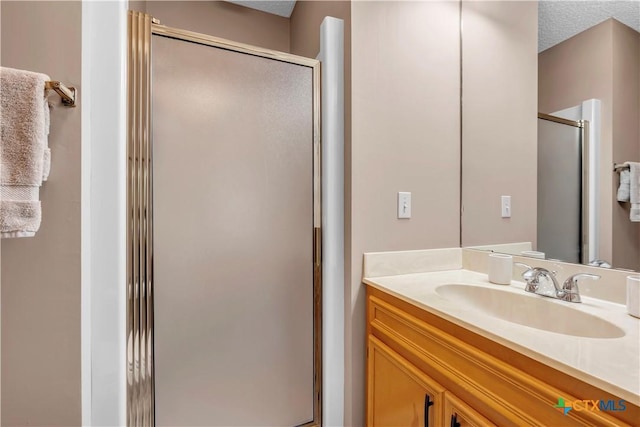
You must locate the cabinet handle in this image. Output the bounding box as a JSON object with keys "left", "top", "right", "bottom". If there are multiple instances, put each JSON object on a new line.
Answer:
{"left": 450, "top": 413, "right": 461, "bottom": 427}
{"left": 424, "top": 394, "right": 434, "bottom": 427}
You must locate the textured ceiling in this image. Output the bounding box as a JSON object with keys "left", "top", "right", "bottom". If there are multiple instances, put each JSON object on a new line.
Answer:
{"left": 227, "top": 0, "right": 296, "bottom": 18}
{"left": 539, "top": 1, "right": 640, "bottom": 52}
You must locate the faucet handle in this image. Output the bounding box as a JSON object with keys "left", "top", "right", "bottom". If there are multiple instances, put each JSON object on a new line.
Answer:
{"left": 515, "top": 262, "right": 538, "bottom": 292}
{"left": 515, "top": 262, "right": 556, "bottom": 278}
{"left": 560, "top": 273, "right": 600, "bottom": 303}
{"left": 564, "top": 273, "right": 600, "bottom": 286}
{"left": 514, "top": 262, "right": 534, "bottom": 279}
{"left": 515, "top": 262, "right": 533, "bottom": 271}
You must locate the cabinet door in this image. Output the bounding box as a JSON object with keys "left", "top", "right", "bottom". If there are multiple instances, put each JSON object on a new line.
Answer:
{"left": 444, "top": 392, "right": 496, "bottom": 427}
{"left": 368, "top": 336, "right": 444, "bottom": 427}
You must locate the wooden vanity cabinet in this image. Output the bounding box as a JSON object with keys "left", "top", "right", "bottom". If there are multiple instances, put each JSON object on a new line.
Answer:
{"left": 368, "top": 336, "right": 495, "bottom": 427}
{"left": 366, "top": 286, "right": 640, "bottom": 427}
{"left": 368, "top": 336, "right": 444, "bottom": 427}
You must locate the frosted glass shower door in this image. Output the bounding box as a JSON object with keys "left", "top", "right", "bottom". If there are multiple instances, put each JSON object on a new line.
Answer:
{"left": 537, "top": 117, "right": 583, "bottom": 263}
{"left": 152, "top": 34, "right": 315, "bottom": 426}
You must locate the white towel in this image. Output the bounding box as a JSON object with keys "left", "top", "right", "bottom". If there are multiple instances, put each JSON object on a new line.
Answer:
{"left": 0, "top": 66, "right": 51, "bottom": 238}
{"left": 617, "top": 169, "right": 630, "bottom": 201}
{"left": 629, "top": 162, "right": 640, "bottom": 222}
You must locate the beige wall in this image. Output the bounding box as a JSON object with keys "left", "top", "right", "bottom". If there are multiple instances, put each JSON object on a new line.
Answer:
{"left": 350, "top": 1, "right": 461, "bottom": 425}
{"left": 290, "top": 0, "right": 351, "bottom": 60}
{"left": 539, "top": 19, "right": 614, "bottom": 265}
{"left": 1, "top": 1, "right": 82, "bottom": 425}
{"left": 461, "top": 1, "right": 538, "bottom": 248}
{"left": 612, "top": 21, "right": 640, "bottom": 271}
{"left": 539, "top": 19, "right": 640, "bottom": 270}
{"left": 133, "top": 1, "right": 290, "bottom": 52}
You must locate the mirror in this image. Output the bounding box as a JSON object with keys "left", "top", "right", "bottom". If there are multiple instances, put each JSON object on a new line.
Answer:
{"left": 461, "top": 1, "right": 640, "bottom": 271}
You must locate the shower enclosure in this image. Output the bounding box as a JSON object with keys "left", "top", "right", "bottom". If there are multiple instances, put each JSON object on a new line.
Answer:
{"left": 127, "top": 11, "right": 321, "bottom": 426}
{"left": 537, "top": 113, "right": 589, "bottom": 264}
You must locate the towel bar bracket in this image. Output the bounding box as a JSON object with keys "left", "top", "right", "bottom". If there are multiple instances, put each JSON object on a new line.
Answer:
{"left": 45, "top": 80, "right": 76, "bottom": 107}
{"left": 614, "top": 163, "right": 630, "bottom": 172}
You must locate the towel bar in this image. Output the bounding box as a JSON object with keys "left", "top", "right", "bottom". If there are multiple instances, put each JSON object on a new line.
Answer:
{"left": 614, "top": 163, "right": 629, "bottom": 172}
{"left": 45, "top": 80, "right": 76, "bottom": 107}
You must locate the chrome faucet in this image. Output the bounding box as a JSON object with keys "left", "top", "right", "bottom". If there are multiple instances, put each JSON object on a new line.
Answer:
{"left": 515, "top": 262, "right": 600, "bottom": 303}
{"left": 515, "top": 262, "right": 561, "bottom": 297}
{"left": 588, "top": 259, "right": 612, "bottom": 268}
{"left": 560, "top": 273, "right": 600, "bottom": 303}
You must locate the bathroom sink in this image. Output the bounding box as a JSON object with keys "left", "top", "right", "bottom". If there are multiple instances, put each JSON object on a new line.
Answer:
{"left": 435, "top": 284, "right": 625, "bottom": 339}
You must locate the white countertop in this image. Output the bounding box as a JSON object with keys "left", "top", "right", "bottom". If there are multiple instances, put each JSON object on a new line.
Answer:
{"left": 364, "top": 269, "right": 640, "bottom": 406}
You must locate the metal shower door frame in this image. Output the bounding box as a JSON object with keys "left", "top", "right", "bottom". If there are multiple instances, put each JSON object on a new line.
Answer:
{"left": 538, "top": 112, "right": 590, "bottom": 264}
{"left": 127, "top": 10, "right": 322, "bottom": 426}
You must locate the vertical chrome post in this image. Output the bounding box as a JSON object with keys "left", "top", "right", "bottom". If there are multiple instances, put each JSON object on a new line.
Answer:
{"left": 127, "top": 10, "right": 154, "bottom": 427}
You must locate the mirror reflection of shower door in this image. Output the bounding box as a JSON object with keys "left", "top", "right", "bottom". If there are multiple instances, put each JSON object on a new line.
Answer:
{"left": 152, "top": 33, "right": 317, "bottom": 426}
{"left": 537, "top": 115, "right": 584, "bottom": 263}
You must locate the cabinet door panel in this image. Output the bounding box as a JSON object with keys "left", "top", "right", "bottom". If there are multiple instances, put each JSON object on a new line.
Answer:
{"left": 445, "top": 392, "right": 496, "bottom": 427}
{"left": 368, "top": 336, "right": 444, "bottom": 427}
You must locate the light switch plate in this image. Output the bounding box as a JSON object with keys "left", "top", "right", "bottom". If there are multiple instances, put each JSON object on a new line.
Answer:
{"left": 501, "top": 195, "right": 511, "bottom": 218}
{"left": 398, "top": 192, "right": 411, "bottom": 219}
